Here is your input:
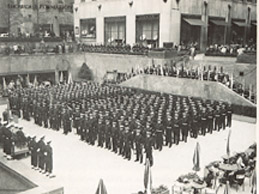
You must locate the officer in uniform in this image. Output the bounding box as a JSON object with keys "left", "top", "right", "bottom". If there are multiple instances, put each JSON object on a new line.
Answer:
{"left": 44, "top": 140, "right": 53, "bottom": 177}
{"left": 173, "top": 114, "right": 180, "bottom": 145}
{"left": 134, "top": 128, "right": 143, "bottom": 163}
{"left": 111, "top": 121, "right": 118, "bottom": 153}
{"left": 73, "top": 108, "right": 81, "bottom": 134}
{"left": 104, "top": 120, "right": 112, "bottom": 149}
{"left": 29, "top": 136, "right": 38, "bottom": 169}
{"left": 124, "top": 126, "right": 132, "bottom": 160}
{"left": 181, "top": 114, "right": 189, "bottom": 142}
{"left": 144, "top": 130, "right": 154, "bottom": 166}
{"left": 37, "top": 136, "right": 46, "bottom": 173}
{"left": 207, "top": 108, "right": 214, "bottom": 134}
{"left": 154, "top": 117, "right": 163, "bottom": 150}
{"left": 200, "top": 108, "right": 207, "bottom": 136}
{"left": 79, "top": 113, "right": 86, "bottom": 140}
{"left": 214, "top": 106, "right": 221, "bottom": 131}
{"left": 97, "top": 118, "right": 104, "bottom": 147}
{"left": 165, "top": 116, "right": 173, "bottom": 147}
{"left": 226, "top": 104, "right": 232, "bottom": 127}
{"left": 221, "top": 104, "right": 227, "bottom": 130}
{"left": 42, "top": 102, "right": 49, "bottom": 128}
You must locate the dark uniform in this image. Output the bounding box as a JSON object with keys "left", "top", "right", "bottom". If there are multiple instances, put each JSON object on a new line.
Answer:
{"left": 173, "top": 117, "right": 180, "bottom": 145}
{"left": 181, "top": 115, "right": 189, "bottom": 142}
{"left": 45, "top": 141, "right": 53, "bottom": 175}
{"left": 135, "top": 129, "right": 143, "bottom": 163}
{"left": 227, "top": 105, "right": 232, "bottom": 127}
{"left": 29, "top": 136, "right": 38, "bottom": 168}
{"left": 37, "top": 137, "right": 46, "bottom": 171}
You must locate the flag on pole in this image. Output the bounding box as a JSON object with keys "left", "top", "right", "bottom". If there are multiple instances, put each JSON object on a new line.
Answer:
{"left": 160, "top": 65, "right": 164, "bottom": 76}
{"left": 33, "top": 76, "right": 38, "bottom": 87}
{"left": 60, "top": 71, "right": 64, "bottom": 83}
{"left": 2, "top": 77, "right": 7, "bottom": 90}
{"left": 226, "top": 129, "right": 232, "bottom": 157}
{"left": 67, "top": 71, "right": 73, "bottom": 84}
{"left": 230, "top": 73, "right": 234, "bottom": 89}
{"left": 26, "top": 74, "right": 30, "bottom": 86}
{"left": 144, "top": 158, "right": 152, "bottom": 194}
{"left": 95, "top": 179, "right": 108, "bottom": 194}
{"left": 192, "top": 142, "right": 200, "bottom": 172}
{"left": 224, "top": 181, "right": 230, "bottom": 194}
{"left": 251, "top": 169, "right": 257, "bottom": 194}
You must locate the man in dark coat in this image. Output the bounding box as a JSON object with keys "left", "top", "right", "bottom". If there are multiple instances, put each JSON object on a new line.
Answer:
{"left": 28, "top": 136, "right": 38, "bottom": 169}
{"left": 165, "top": 117, "right": 173, "bottom": 147}
{"left": 226, "top": 104, "right": 232, "bottom": 127}
{"left": 45, "top": 141, "right": 53, "bottom": 177}
{"left": 173, "top": 116, "right": 180, "bottom": 145}
{"left": 37, "top": 136, "right": 46, "bottom": 172}
{"left": 144, "top": 131, "right": 154, "bottom": 166}
{"left": 134, "top": 128, "right": 143, "bottom": 163}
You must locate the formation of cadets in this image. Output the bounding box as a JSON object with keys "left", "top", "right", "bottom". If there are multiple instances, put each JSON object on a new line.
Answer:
{"left": 0, "top": 119, "right": 53, "bottom": 177}
{"left": 8, "top": 81, "right": 232, "bottom": 166}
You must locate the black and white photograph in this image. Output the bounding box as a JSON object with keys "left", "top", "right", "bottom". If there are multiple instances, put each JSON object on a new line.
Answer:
{"left": 0, "top": 0, "right": 257, "bottom": 194}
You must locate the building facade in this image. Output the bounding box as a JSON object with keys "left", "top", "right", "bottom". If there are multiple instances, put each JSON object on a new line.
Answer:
{"left": 0, "top": 0, "right": 74, "bottom": 37}
{"left": 73, "top": 0, "right": 257, "bottom": 50}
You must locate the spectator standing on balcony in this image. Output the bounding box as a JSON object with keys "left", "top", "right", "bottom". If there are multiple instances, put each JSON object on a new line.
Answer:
{"left": 13, "top": 44, "right": 18, "bottom": 54}
{"left": 237, "top": 46, "right": 245, "bottom": 56}
{"left": 190, "top": 45, "right": 196, "bottom": 59}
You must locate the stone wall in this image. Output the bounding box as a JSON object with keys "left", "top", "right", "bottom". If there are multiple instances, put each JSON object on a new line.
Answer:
{"left": 0, "top": 53, "right": 256, "bottom": 89}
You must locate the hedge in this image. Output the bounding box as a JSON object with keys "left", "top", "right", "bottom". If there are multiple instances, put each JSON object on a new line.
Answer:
{"left": 232, "top": 104, "right": 256, "bottom": 118}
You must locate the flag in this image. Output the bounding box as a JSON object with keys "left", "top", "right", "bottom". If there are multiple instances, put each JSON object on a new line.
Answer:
{"left": 26, "top": 74, "right": 30, "bottom": 86}
{"left": 224, "top": 181, "right": 230, "bottom": 194}
{"left": 144, "top": 158, "right": 152, "bottom": 194}
{"left": 160, "top": 65, "right": 164, "bottom": 76}
{"left": 95, "top": 179, "right": 108, "bottom": 194}
{"left": 67, "top": 71, "right": 73, "bottom": 84}
{"left": 2, "top": 77, "right": 7, "bottom": 90}
{"left": 60, "top": 71, "right": 64, "bottom": 83}
{"left": 33, "top": 76, "right": 38, "bottom": 87}
{"left": 251, "top": 169, "right": 257, "bottom": 194}
{"left": 249, "top": 84, "right": 252, "bottom": 101}
{"left": 230, "top": 73, "right": 234, "bottom": 89}
{"left": 192, "top": 142, "right": 200, "bottom": 172}
{"left": 226, "top": 129, "right": 232, "bottom": 157}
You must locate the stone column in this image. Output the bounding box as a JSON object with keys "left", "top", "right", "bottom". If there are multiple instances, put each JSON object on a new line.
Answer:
{"left": 225, "top": 4, "right": 232, "bottom": 44}
{"left": 126, "top": 14, "right": 136, "bottom": 46}
{"left": 244, "top": 7, "right": 251, "bottom": 45}
{"left": 200, "top": 1, "right": 208, "bottom": 51}
{"left": 96, "top": 17, "right": 104, "bottom": 44}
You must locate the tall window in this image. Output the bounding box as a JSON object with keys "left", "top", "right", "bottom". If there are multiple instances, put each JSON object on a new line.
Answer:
{"left": 104, "top": 16, "right": 126, "bottom": 44}
{"left": 136, "top": 14, "right": 159, "bottom": 48}
{"left": 80, "top": 18, "right": 96, "bottom": 38}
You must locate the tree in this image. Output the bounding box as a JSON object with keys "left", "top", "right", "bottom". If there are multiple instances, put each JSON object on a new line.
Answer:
{"left": 78, "top": 62, "right": 93, "bottom": 80}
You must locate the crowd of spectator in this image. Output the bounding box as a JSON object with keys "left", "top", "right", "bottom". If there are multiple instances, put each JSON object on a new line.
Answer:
{"left": 205, "top": 43, "right": 256, "bottom": 57}
{"left": 111, "top": 64, "right": 256, "bottom": 104}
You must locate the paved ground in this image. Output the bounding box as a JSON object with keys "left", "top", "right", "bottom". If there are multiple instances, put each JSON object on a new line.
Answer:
{"left": 0, "top": 104, "right": 256, "bottom": 194}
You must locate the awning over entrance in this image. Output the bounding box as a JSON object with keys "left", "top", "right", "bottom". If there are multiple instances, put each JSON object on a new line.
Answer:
{"left": 183, "top": 18, "right": 205, "bottom": 26}
{"left": 210, "top": 20, "right": 228, "bottom": 26}
{"left": 233, "top": 21, "right": 248, "bottom": 27}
